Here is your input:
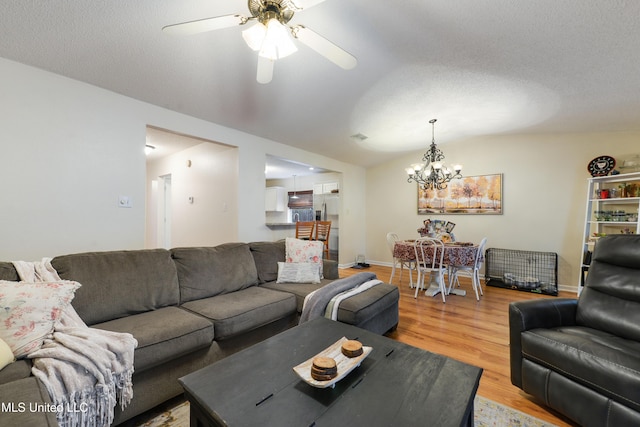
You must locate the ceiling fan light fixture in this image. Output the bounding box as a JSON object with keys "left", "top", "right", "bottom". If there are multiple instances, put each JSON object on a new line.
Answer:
{"left": 259, "top": 18, "right": 297, "bottom": 60}
{"left": 243, "top": 19, "right": 297, "bottom": 60}
{"left": 242, "top": 22, "right": 267, "bottom": 51}
{"left": 165, "top": 0, "right": 355, "bottom": 83}
{"left": 257, "top": 55, "right": 275, "bottom": 84}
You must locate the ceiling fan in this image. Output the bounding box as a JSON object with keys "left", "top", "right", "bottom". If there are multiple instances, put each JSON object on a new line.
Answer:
{"left": 163, "top": 0, "right": 357, "bottom": 84}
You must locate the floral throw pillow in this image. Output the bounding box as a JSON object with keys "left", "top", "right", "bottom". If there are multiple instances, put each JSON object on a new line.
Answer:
{"left": 285, "top": 237, "right": 324, "bottom": 278}
{"left": 0, "top": 280, "right": 81, "bottom": 358}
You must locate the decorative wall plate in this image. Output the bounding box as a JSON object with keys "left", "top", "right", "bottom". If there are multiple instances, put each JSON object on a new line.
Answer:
{"left": 588, "top": 155, "right": 616, "bottom": 176}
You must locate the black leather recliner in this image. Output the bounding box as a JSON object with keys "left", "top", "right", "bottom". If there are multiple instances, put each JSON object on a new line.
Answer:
{"left": 509, "top": 234, "right": 640, "bottom": 427}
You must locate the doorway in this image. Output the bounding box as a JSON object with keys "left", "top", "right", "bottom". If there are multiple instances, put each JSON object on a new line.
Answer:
{"left": 157, "top": 174, "right": 172, "bottom": 249}
{"left": 144, "top": 126, "right": 239, "bottom": 249}
{"left": 265, "top": 155, "right": 341, "bottom": 262}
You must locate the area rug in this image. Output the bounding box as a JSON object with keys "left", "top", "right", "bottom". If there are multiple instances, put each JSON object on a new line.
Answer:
{"left": 130, "top": 395, "right": 558, "bottom": 427}
{"left": 474, "top": 395, "right": 557, "bottom": 427}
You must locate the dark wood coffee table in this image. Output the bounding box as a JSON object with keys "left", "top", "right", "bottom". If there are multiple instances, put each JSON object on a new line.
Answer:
{"left": 179, "top": 318, "right": 482, "bottom": 427}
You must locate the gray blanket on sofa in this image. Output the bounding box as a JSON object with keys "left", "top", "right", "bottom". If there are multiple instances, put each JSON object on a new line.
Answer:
{"left": 299, "top": 272, "right": 379, "bottom": 324}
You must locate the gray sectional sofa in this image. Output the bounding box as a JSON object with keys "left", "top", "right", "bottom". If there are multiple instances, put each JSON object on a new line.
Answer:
{"left": 0, "top": 240, "right": 399, "bottom": 426}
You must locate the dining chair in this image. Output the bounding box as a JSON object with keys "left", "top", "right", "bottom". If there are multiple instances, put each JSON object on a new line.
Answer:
{"left": 413, "top": 238, "right": 448, "bottom": 302}
{"left": 295, "top": 221, "right": 315, "bottom": 241}
{"left": 386, "top": 233, "right": 414, "bottom": 287}
{"left": 448, "top": 237, "right": 487, "bottom": 300}
{"left": 314, "top": 221, "right": 331, "bottom": 258}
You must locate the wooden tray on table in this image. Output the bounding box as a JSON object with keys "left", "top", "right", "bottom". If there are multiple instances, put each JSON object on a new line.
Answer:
{"left": 293, "top": 337, "right": 372, "bottom": 389}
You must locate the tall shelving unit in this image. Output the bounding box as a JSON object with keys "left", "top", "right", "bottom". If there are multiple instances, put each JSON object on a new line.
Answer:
{"left": 579, "top": 172, "right": 640, "bottom": 293}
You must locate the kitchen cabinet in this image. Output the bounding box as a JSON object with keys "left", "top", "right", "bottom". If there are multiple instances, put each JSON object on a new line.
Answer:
{"left": 265, "top": 187, "right": 286, "bottom": 212}
{"left": 313, "top": 182, "right": 339, "bottom": 195}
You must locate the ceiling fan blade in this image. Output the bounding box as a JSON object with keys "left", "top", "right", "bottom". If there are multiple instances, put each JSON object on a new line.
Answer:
{"left": 162, "top": 14, "right": 247, "bottom": 36}
{"left": 287, "top": 0, "right": 327, "bottom": 10}
{"left": 291, "top": 25, "right": 357, "bottom": 70}
{"left": 257, "top": 56, "right": 274, "bottom": 84}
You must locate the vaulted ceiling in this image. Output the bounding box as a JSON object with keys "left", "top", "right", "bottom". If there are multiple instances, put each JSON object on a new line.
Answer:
{"left": 2, "top": 1, "right": 639, "bottom": 167}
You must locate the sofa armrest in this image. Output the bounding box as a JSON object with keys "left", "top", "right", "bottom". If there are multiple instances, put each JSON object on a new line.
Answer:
{"left": 509, "top": 298, "right": 577, "bottom": 387}
{"left": 323, "top": 259, "right": 339, "bottom": 280}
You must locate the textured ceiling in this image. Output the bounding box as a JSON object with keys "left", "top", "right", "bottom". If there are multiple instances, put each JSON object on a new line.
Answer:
{"left": 1, "top": 0, "right": 640, "bottom": 167}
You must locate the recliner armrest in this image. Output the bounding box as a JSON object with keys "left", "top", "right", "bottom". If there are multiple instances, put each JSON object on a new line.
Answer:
{"left": 509, "top": 298, "right": 577, "bottom": 387}
{"left": 510, "top": 298, "right": 577, "bottom": 332}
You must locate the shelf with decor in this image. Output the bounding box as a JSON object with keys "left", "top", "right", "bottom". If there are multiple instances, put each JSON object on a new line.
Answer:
{"left": 579, "top": 172, "right": 640, "bottom": 293}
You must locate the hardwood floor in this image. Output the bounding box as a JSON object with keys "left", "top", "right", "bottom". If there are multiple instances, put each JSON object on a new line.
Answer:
{"left": 340, "top": 264, "right": 578, "bottom": 427}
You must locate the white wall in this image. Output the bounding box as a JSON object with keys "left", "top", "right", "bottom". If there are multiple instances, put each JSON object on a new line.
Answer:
{"left": 366, "top": 132, "right": 640, "bottom": 291}
{"left": 0, "top": 57, "right": 367, "bottom": 263}
{"left": 146, "top": 140, "right": 238, "bottom": 248}
{"left": 11, "top": 54, "right": 633, "bottom": 284}
{"left": 0, "top": 59, "right": 146, "bottom": 259}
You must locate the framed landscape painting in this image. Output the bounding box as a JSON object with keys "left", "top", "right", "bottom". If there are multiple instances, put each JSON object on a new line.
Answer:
{"left": 418, "top": 173, "right": 502, "bottom": 215}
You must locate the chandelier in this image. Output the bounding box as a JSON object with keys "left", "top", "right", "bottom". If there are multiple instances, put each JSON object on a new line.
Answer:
{"left": 405, "top": 119, "right": 462, "bottom": 191}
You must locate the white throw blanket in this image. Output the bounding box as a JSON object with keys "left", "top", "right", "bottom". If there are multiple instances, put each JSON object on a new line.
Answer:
{"left": 13, "top": 258, "right": 137, "bottom": 427}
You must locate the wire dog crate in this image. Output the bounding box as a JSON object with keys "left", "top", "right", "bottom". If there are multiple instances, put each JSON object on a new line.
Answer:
{"left": 485, "top": 248, "right": 558, "bottom": 296}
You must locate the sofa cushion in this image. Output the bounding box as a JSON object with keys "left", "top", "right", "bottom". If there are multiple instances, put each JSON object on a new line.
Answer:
{"left": 249, "top": 240, "right": 285, "bottom": 283}
{"left": 0, "top": 262, "right": 19, "bottom": 281}
{"left": 92, "top": 306, "right": 214, "bottom": 373}
{"left": 0, "top": 377, "right": 57, "bottom": 426}
{"left": 321, "top": 259, "right": 339, "bottom": 280}
{"left": 261, "top": 279, "right": 333, "bottom": 312}
{"left": 180, "top": 287, "right": 296, "bottom": 341}
{"left": 262, "top": 281, "right": 400, "bottom": 328}
{"left": 52, "top": 249, "right": 180, "bottom": 326}
{"left": 172, "top": 244, "right": 259, "bottom": 304}
{"left": 336, "top": 283, "right": 400, "bottom": 326}
{"left": 522, "top": 325, "right": 640, "bottom": 412}
{"left": 0, "top": 359, "right": 32, "bottom": 385}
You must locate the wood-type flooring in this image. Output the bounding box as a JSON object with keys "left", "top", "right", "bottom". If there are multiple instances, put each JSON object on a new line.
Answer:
{"left": 340, "top": 264, "right": 578, "bottom": 427}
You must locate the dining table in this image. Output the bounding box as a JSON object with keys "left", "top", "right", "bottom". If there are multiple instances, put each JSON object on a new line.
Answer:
{"left": 393, "top": 240, "right": 480, "bottom": 298}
